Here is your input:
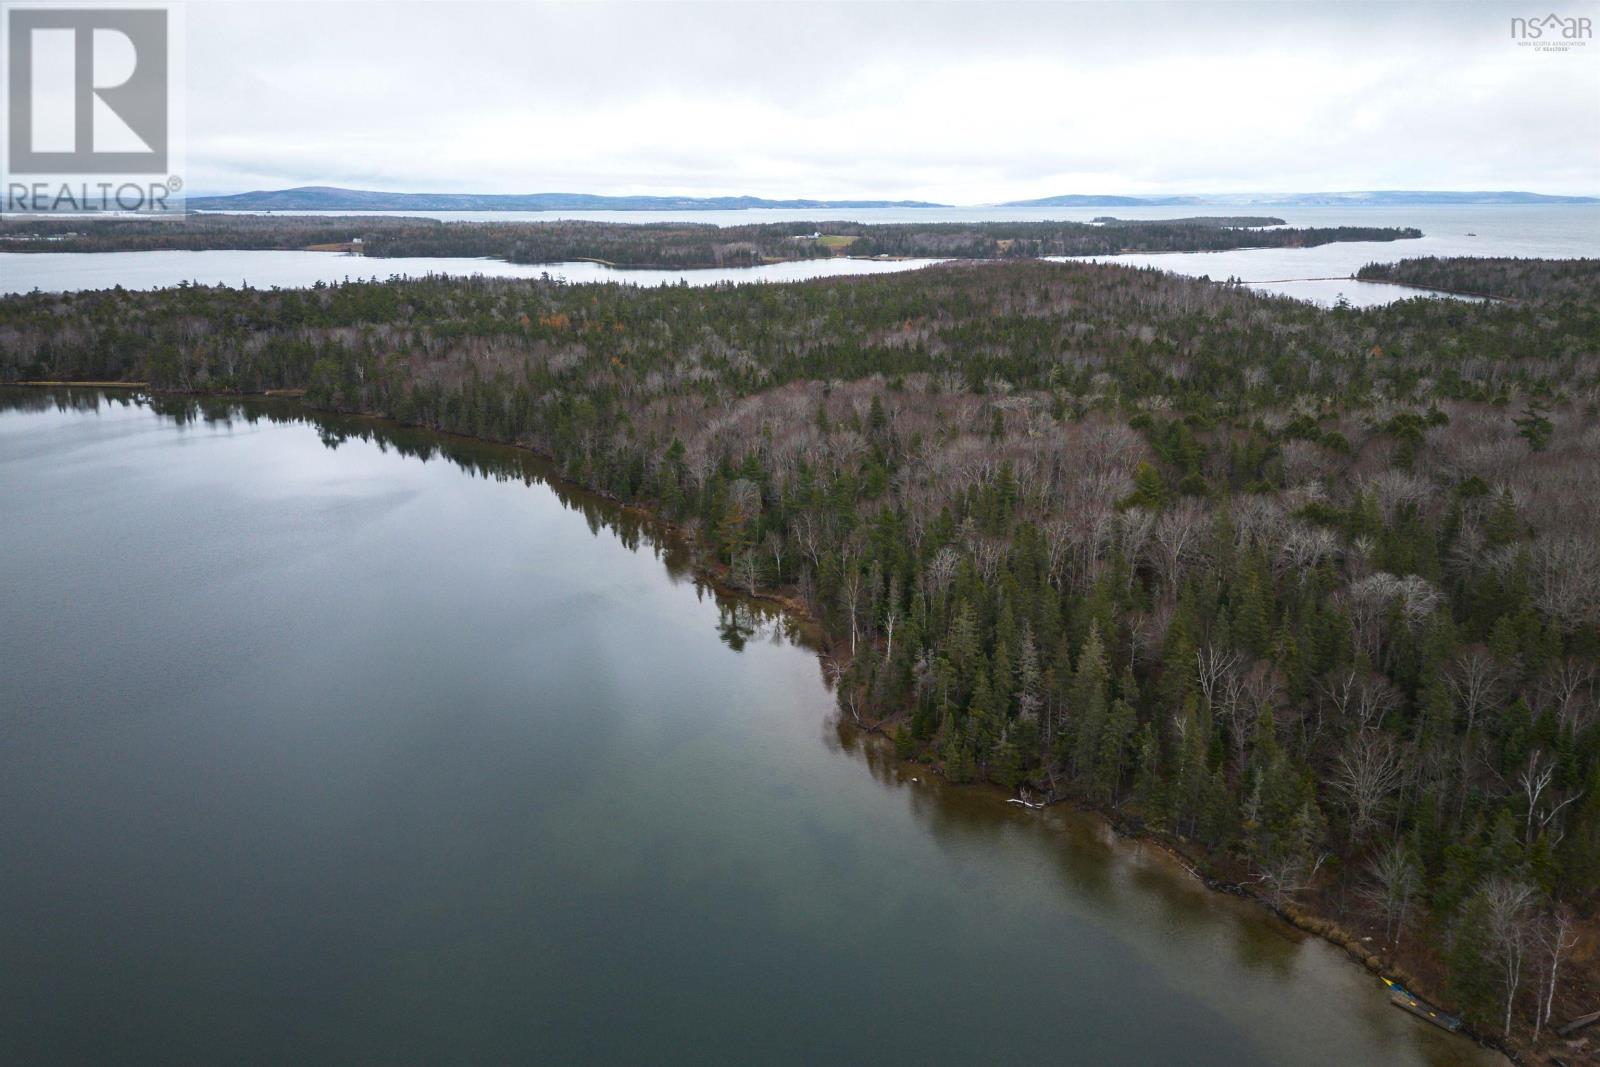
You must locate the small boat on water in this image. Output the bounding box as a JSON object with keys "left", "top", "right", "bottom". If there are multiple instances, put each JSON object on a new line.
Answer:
{"left": 1382, "top": 977, "right": 1463, "bottom": 1032}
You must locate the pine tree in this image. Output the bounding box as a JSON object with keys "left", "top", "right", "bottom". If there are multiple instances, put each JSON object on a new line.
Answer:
{"left": 1133, "top": 722, "right": 1163, "bottom": 822}
{"left": 1095, "top": 698, "right": 1138, "bottom": 802}
{"left": 1448, "top": 890, "right": 1501, "bottom": 1029}
{"left": 1070, "top": 622, "right": 1111, "bottom": 781}
{"left": 990, "top": 732, "right": 1023, "bottom": 789}
{"left": 1122, "top": 461, "right": 1167, "bottom": 511}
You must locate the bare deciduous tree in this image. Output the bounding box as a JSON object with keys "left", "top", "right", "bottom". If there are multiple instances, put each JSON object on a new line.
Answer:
{"left": 1275, "top": 522, "right": 1339, "bottom": 582}
{"left": 882, "top": 603, "right": 900, "bottom": 665}
{"left": 1517, "top": 749, "right": 1584, "bottom": 847}
{"left": 763, "top": 530, "right": 785, "bottom": 582}
{"left": 1341, "top": 573, "right": 1443, "bottom": 666}
{"left": 1447, "top": 646, "right": 1506, "bottom": 739}
{"left": 1152, "top": 498, "right": 1208, "bottom": 593}
{"left": 732, "top": 549, "right": 761, "bottom": 596}
{"left": 1319, "top": 668, "right": 1399, "bottom": 737}
{"left": 1482, "top": 878, "right": 1537, "bottom": 1038}
{"left": 1533, "top": 905, "right": 1578, "bottom": 1040}
{"left": 1196, "top": 645, "right": 1241, "bottom": 710}
{"left": 1539, "top": 657, "right": 1597, "bottom": 735}
{"left": 923, "top": 546, "right": 960, "bottom": 609}
{"left": 840, "top": 567, "right": 864, "bottom": 657}
{"left": 1332, "top": 733, "right": 1406, "bottom": 843}
{"left": 1530, "top": 535, "right": 1600, "bottom": 630}
{"left": 826, "top": 659, "right": 862, "bottom": 725}
{"left": 1361, "top": 841, "right": 1421, "bottom": 946}
{"left": 1255, "top": 846, "right": 1329, "bottom": 910}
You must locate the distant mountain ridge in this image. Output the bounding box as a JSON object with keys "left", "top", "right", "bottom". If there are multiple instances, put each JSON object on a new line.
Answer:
{"left": 186, "top": 187, "right": 947, "bottom": 212}
{"left": 1005, "top": 190, "right": 1600, "bottom": 207}
{"left": 185, "top": 186, "right": 1600, "bottom": 213}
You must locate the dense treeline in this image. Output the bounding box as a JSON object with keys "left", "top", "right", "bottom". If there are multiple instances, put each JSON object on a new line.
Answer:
{"left": 1359, "top": 256, "right": 1600, "bottom": 302}
{"left": 1093, "top": 215, "right": 1286, "bottom": 226}
{"left": 0, "top": 214, "right": 1421, "bottom": 268}
{"left": 3, "top": 257, "right": 1597, "bottom": 1051}
{"left": 0, "top": 213, "right": 433, "bottom": 253}
{"left": 789, "top": 220, "right": 1421, "bottom": 261}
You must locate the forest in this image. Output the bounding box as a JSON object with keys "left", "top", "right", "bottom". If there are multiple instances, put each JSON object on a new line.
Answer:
{"left": 1359, "top": 257, "right": 1600, "bottom": 302}
{"left": 0, "top": 214, "right": 1421, "bottom": 268}
{"left": 3, "top": 255, "right": 1597, "bottom": 1056}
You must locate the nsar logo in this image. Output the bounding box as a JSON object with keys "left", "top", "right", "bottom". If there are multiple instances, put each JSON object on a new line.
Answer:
{"left": 1511, "top": 12, "right": 1593, "bottom": 49}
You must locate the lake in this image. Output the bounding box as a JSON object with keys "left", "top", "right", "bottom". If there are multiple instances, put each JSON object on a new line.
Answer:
{"left": 0, "top": 388, "right": 1503, "bottom": 1066}
{"left": 3, "top": 204, "right": 1594, "bottom": 304}
{"left": 0, "top": 250, "right": 947, "bottom": 296}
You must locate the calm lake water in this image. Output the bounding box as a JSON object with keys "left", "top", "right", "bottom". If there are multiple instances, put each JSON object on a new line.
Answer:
{"left": 3, "top": 205, "right": 1594, "bottom": 304}
{"left": 0, "top": 250, "right": 946, "bottom": 296}
{"left": 0, "top": 388, "right": 1502, "bottom": 1066}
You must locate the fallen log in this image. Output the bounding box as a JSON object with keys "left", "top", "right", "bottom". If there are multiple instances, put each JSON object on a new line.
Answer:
{"left": 1556, "top": 1008, "right": 1600, "bottom": 1038}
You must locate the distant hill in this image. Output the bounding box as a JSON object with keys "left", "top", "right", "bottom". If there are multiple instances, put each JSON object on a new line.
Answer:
{"left": 186, "top": 186, "right": 1598, "bottom": 214}
{"left": 187, "top": 186, "right": 948, "bottom": 212}
{"left": 1268, "top": 190, "right": 1599, "bottom": 205}
{"left": 1005, "top": 190, "right": 1599, "bottom": 207}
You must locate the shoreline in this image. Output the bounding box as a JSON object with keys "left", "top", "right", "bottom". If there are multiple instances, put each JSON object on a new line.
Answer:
{"left": 332, "top": 399, "right": 1530, "bottom": 1064}
{"left": 0, "top": 382, "right": 1527, "bottom": 1064}
{"left": 1347, "top": 274, "right": 1521, "bottom": 302}
{"left": 12, "top": 379, "right": 150, "bottom": 388}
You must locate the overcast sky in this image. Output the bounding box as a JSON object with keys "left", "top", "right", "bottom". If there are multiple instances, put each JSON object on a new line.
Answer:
{"left": 185, "top": 1, "right": 1600, "bottom": 199}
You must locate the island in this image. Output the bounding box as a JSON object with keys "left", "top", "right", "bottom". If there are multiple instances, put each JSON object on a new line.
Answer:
{"left": 0, "top": 215, "right": 1422, "bottom": 269}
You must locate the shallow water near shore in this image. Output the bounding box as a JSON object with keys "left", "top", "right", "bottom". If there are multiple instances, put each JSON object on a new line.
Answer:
{"left": 0, "top": 389, "right": 1504, "bottom": 1065}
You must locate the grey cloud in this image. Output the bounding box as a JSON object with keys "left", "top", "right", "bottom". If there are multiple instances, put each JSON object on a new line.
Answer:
{"left": 183, "top": 0, "right": 1600, "bottom": 198}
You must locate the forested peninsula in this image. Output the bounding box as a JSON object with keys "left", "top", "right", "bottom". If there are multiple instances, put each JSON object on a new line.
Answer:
{"left": 5, "top": 256, "right": 1599, "bottom": 1060}
{"left": 0, "top": 215, "right": 1420, "bottom": 268}
{"left": 1359, "top": 257, "right": 1600, "bottom": 302}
